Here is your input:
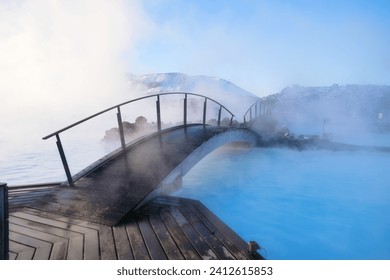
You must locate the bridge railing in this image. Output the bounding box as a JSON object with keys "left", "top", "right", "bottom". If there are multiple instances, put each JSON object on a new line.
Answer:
{"left": 243, "top": 98, "right": 272, "bottom": 125}
{"left": 43, "top": 92, "right": 235, "bottom": 186}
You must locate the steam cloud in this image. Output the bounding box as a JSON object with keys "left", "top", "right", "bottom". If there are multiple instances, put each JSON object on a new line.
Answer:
{"left": 0, "top": 0, "right": 151, "bottom": 146}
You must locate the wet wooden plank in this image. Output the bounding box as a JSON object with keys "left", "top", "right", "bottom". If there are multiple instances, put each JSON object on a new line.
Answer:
{"left": 9, "top": 214, "right": 83, "bottom": 260}
{"left": 8, "top": 251, "right": 17, "bottom": 260}
{"left": 168, "top": 207, "right": 218, "bottom": 260}
{"left": 12, "top": 212, "right": 89, "bottom": 260}
{"left": 178, "top": 205, "right": 236, "bottom": 260}
{"left": 49, "top": 240, "right": 68, "bottom": 260}
{"left": 67, "top": 235, "right": 84, "bottom": 260}
{"left": 8, "top": 196, "right": 261, "bottom": 261}
{"left": 159, "top": 209, "right": 201, "bottom": 260}
{"left": 138, "top": 217, "right": 167, "bottom": 260}
{"left": 21, "top": 208, "right": 101, "bottom": 230}
{"left": 11, "top": 210, "right": 99, "bottom": 260}
{"left": 83, "top": 229, "right": 100, "bottom": 260}
{"left": 125, "top": 220, "right": 150, "bottom": 260}
{"left": 9, "top": 223, "right": 68, "bottom": 260}
{"left": 98, "top": 226, "right": 117, "bottom": 260}
{"left": 191, "top": 200, "right": 257, "bottom": 260}
{"left": 10, "top": 231, "right": 52, "bottom": 260}
{"left": 185, "top": 203, "right": 248, "bottom": 260}
{"left": 112, "top": 225, "right": 133, "bottom": 260}
{"left": 9, "top": 241, "right": 35, "bottom": 260}
{"left": 149, "top": 214, "right": 184, "bottom": 260}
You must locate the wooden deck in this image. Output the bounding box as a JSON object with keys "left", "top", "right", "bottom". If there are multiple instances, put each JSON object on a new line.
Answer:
{"left": 7, "top": 185, "right": 263, "bottom": 260}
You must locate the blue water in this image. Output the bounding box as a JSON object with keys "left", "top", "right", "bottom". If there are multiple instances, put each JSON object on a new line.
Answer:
{"left": 2, "top": 127, "right": 390, "bottom": 260}
{"left": 174, "top": 145, "right": 390, "bottom": 260}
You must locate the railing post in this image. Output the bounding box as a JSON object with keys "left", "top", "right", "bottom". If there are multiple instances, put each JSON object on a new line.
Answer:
{"left": 156, "top": 95, "right": 162, "bottom": 132}
{"left": 217, "top": 106, "right": 222, "bottom": 126}
{"left": 116, "top": 106, "right": 126, "bottom": 151}
{"left": 203, "top": 98, "right": 207, "bottom": 126}
{"left": 183, "top": 93, "right": 187, "bottom": 126}
{"left": 230, "top": 116, "right": 233, "bottom": 127}
{"left": 259, "top": 101, "right": 262, "bottom": 117}
{"left": 250, "top": 107, "right": 253, "bottom": 121}
{"left": 0, "top": 182, "right": 9, "bottom": 260}
{"left": 255, "top": 103, "right": 258, "bottom": 119}
{"left": 56, "top": 134, "right": 74, "bottom": 186}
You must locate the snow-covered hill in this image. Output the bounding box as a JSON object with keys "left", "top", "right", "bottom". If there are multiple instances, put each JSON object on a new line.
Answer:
{"left": 128, "top": 72, "right": 259, "bottom": 120}
{"left": 126, "top": 73, "right": 390, "bottom": 139}
{"left": 266, "top": 84, "right": 390, "bottom": 136}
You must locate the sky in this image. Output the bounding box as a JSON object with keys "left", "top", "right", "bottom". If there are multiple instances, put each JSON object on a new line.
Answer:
{"left": 0, "top": 0, "right": 390, "bottom": 143}
{"left": 133, "top": 0, "right": 390, "bottom": 95}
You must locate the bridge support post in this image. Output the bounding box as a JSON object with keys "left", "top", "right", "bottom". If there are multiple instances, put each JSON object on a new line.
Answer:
{"left": 0, "top": 182, "right": 9, "bottom": 260}
{"left": 183, "top": 93, "right": 187, "bottom": 126}
{"left": 203, "top": 98, "right": 207, "bottom": 126}
{"left": 156, "top": 95, "right": 162, "bottom": 132}
{"left": 117, "top": 106, "right": 126, "bottom": 151}
{"left": 217, "top": 106, "right": 222, "bottom": 126}
{"left": 255, "top": 103, "right": 258, "bottom": 119}
{"left": 56, "top": 134, "right": 74, "bottom": 187}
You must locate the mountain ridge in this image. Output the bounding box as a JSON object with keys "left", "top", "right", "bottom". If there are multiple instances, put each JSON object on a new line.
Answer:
{"left": 128, "top": 72, "right": 260, "bottom": 120}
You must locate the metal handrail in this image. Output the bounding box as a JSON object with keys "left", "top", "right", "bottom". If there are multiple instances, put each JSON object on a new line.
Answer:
{"left": 243, "top": 99, "right": 261, "bottom": 124}
{"left": 43, "top": 92, "right": 234, "bottom": 140}
{"left": 42, "top": 92, "right": 235, "bottom": 186}
{"left": 243, "top": 98, "right": 271, "bottom": 124}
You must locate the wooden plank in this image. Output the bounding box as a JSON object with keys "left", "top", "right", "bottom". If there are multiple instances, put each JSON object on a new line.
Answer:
{"left": 10, "top": 216, "right": 76, "bottom": 239}
{"left": 138, "top": 217, "right": 167, "bottom": 260}
{"left": 21, "top": 208, "right": 101, "bottom": 230}
{"left": 8, "top": 251, "right": 17, "bottom": 260}
{"left": 9, "top": 190, "right": 53, "bottom": 197}
{"left": 9, "top": 241, "right": 35, "bottom": 260}
{"left": 9, "top": 223, "right": 68, "bottom": 260}
{"left": 83, "top": 229, "right": 100, "bottom": 260}
{"left": 9, "top": 231, "right": 52, "bottom": 260}
{"left": 11, "top": 210, "right": 99, "bottom": 260}
{"left": 178, "top": 205, "right": 235, "bottom": 260}
{"left": 149, "top": 214, "right": 184, "bottom": 260}
{"left": 191, "top": 201, "right": 257, "bottom": 260}
{"left": 112, "top": 225, "right": 133, "bottom": 260}
{"left": 125, "top": 220, "right": 150, "bottom": 260}
{"left": 98, "top": 226, "right": 117, "bottom": 260}
{"left": 159, "top": 209, "right": 201, "bottom": 260}
{"left": 12, "top": 212, "right": 90, "bottom": 260}
{"left": 10, "top": 215, "right": 84, "bottom": 260}
{"left": 153, "top": 196, "right": 251, "bottom": 259}
{"left": 67, "top": 235, "right": 84, "bottom": 260}
{"left": 168, "top": 207, "right": 218, "bottom": 260}
{"left": 185, "top": 203, "right": 248, "bottom": 260}
{"left": 49, "top": 239, "right": 68, "bottom": 260}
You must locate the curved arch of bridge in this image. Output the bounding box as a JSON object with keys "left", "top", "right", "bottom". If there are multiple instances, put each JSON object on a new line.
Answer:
{"left": 34, "top": 124, "right": 259, "bottom": 226}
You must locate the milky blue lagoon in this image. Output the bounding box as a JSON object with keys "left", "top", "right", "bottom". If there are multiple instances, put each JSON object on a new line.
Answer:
{"left": 175, "top": 145, "right": 390, "bottom": 260}
{"left": 1, "top": 133, "right": 390, "bottom": 260}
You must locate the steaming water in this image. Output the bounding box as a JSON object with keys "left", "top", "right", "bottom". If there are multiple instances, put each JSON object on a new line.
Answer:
{"left": 1, "top": 131, "right": 390, "bottom": 260}
{"left": 174, "top": 145, "right": 390, "bottom": 260}
{"left": 0, "top": 138, "right": 111, "bottom": 185}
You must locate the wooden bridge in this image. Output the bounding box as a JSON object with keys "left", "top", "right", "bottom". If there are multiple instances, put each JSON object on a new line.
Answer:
{"left": 1, "top": 93, "right": 266, "bottom": 260}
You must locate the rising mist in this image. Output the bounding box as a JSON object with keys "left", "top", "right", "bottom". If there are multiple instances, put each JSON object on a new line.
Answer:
{"left": 0, "top": 0, "right": 151, "bottom": 147}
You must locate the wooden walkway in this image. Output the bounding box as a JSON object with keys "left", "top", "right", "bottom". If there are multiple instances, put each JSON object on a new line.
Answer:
{"left": 8, "top": 186, "right": 263, "bottom": 260}
{"left": 30, "top": 125, "right": 258, "bottom": 226}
